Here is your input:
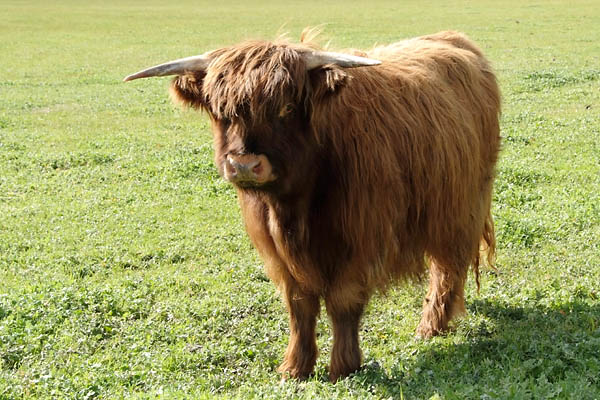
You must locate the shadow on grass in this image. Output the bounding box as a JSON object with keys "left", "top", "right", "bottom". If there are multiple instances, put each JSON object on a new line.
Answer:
{"left": 351, "top": 299, "right": 600, "bottom": 398}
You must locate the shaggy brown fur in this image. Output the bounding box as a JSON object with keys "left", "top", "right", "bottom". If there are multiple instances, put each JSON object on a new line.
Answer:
{"left": 170, "top": 30, "right": 501, "bottom": 382}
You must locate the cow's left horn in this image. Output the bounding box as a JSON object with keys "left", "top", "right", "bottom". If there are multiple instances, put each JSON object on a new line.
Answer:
{"left": 304, "top": 51, "right": 381, "bottom": 70}
{"left": 123, "top": 54, "right": 211, "bottom": 82}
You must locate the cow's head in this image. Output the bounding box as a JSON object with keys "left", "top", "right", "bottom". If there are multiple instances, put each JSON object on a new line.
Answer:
{"left": 124, "top": 40, "right": 380, "bottom": 196}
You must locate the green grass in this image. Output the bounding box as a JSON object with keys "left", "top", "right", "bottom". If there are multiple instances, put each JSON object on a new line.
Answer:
{"left": 1, "top": 0, "right": 599, "bottom": 398}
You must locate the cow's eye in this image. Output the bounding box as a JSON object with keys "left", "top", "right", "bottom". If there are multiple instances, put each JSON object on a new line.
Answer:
{"left": 279, "top": 103, "right": 295, "bottom": 119}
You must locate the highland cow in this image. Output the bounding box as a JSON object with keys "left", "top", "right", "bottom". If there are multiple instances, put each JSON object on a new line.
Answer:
{"left": 124, "top": 30, "right": 501, "bottom": 382}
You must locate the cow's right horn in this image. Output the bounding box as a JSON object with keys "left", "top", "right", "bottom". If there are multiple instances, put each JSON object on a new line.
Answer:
{"left": 304, "top": 51, "right": 381, "bottom": 70}
{"left": 123, "top": 54, "right": 212, "bottom": 82}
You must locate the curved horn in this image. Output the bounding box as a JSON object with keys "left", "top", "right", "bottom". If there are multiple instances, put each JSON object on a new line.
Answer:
{"left": 304, "top": 51, "right": 381, "bottom": 70}
{"left": 123, "top": 54, "right": 211, "bottom": 82}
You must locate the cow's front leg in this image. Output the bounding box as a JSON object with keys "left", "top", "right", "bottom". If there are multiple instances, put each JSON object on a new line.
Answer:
{"left": 278, "top": 283, "right": 320, "bottom": 381}
{"left": 325, "top": 291, "right": 367, "bottom": 382}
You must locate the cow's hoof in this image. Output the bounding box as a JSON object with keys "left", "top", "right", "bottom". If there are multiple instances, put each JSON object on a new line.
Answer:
{"left": 328, "top": 365, "right": 361, "bottom": 383}
{"left": 416, "top": 321, "right": 441, "bottom": 339}
{"left": 278, "top": 365, "right": 312, "bottom": 382}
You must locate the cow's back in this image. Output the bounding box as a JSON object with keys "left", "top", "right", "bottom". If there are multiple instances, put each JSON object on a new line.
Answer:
{"left": 309, "top": 31, "right": 501, "bottom": 287}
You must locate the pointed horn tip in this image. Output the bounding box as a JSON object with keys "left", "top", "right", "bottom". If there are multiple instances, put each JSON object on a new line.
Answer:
{"left": 339, "top": 57, "right": 382, "bottom": 68}
{"left": 346, "top": 55, "right": 382, "bottom": 66}
{"left": 306, "top": 51, "right": 383, "bottom": 69}
{"left": 366, "top": 59, "right": 382, "bottom": 66}
{"left": 123, "top": 71, "right": 148, "bottom": 82}
{"left": 122, "top": 74, "right": 139, "bottom": 82}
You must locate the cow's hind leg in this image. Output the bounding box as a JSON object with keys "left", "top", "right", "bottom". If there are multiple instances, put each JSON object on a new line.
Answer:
{"left": 416, "top": 259, "right": 468, "bottom": 338}
{"left": 324, "top": 288, "right": 368, "bottom": 382}
{"left": 278, "top": 282, "right": 320, "bottom": 381}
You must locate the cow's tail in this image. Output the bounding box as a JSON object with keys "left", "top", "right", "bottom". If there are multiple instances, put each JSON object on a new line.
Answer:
{"left": 472, "top": 211, "right": 496, "bottom": 292}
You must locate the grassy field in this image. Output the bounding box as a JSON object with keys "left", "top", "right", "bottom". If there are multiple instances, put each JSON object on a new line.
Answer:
{"left": 1, "top": 0, "right": 599, "bottom": 398}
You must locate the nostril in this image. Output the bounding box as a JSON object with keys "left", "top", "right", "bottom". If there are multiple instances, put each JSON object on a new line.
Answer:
{"left": 251, "top": 160, "right": 262, "bottom": 175}
{"left": 226, "top": 156, "right": 238, "bottom": 175}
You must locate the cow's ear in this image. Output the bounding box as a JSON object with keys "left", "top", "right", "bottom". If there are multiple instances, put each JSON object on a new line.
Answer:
{"left": 308, "top": 67, "right": 350, "bottom": 99}
{"left": 169, "top": 72, "right": 207, "bottom": 109}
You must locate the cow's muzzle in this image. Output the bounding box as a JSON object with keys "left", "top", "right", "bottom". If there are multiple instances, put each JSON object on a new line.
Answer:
{"left": 224, "top": 154, "right": 276, "bottom": 187}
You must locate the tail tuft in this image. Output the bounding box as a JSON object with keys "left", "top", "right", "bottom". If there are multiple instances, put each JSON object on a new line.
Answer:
{"left": 473, "top": 212, "right": 496, "bottom": 292}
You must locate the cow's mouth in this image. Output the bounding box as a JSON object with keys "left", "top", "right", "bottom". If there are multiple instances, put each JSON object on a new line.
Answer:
{"left": 232, "top": 179, "right": 272, "bottom": 189}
